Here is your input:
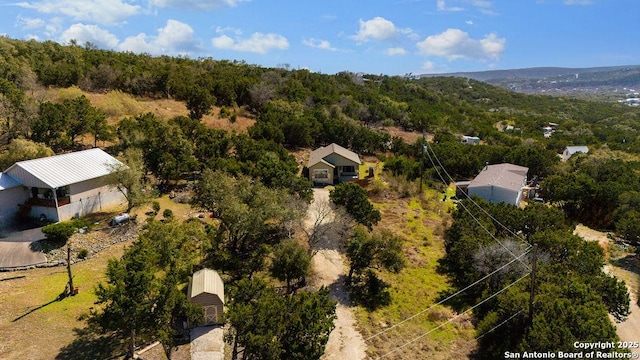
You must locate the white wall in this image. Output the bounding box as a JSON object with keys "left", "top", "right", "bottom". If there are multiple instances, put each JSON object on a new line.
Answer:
{"left": 56, "top": 177, "right": 126, "bottom": 221}
{"left": 0, "top": 187, "right": 29, "bottom": 226}
{"left": 469, "top": 185, "right": 520, "bottom": 206}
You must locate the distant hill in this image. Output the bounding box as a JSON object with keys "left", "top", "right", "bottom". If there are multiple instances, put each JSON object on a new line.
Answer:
{"left": 421, "top": 65, "right": 640, "bottom": 99}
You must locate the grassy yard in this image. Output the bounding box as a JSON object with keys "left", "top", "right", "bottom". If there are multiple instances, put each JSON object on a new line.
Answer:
{"left": 0, "top": 240, "right": 131, "bottom": 360}
{"left": 355, "top": 179, "right": 476, "bottom": 359}
{"left": 0, "top": 194, "right": 199, "bottom": 360}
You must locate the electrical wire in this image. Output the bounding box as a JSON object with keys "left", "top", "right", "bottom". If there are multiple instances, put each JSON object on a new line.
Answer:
{"left": 425, "top": 141, "right": 531, "bottom": 246}
{"left": 475, "top": 308, "right": 526, "bottom": 340}
{"left": 424, "top": 142, "right": 532, "bottom": 271}
{"left": 365, "top": 248, "right": 530, "bottom": 342}
{"left": 376, "top": 273, "right": 531, "bottom": 359}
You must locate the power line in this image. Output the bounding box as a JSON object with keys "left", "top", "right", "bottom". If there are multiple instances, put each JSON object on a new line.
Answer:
{"left": 423, "top": 142, "right": 532, "bottom": 271}
{"left": 425, "top": 142, "right": 531, "bottom": 247}
{"left": 365, "top": 248, "right": 530, "bottom": 342}
{"left": 376, "top": 273, "right": 531, "bottom": 359}
{"left": 475, "top": 308, "right": 526, "bottom": 340}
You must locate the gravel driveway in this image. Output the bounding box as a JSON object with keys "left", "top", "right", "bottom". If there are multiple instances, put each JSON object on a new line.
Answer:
{"left": 0, "top": 226, "right": 47, "bottom": 269}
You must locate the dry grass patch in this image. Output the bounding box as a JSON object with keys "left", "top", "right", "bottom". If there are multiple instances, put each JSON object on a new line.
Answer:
{"left": 0, "top": 240, "right": 133, "bottom": 360}
{"left": 356, "top": 185, "right": 476, "bottom": 359}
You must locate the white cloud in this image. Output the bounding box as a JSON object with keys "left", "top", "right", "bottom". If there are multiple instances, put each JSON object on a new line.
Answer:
{"left": 119, "top": 19, "right": 200, "bottom": 55}
{"left": 15, "top": 16, "right": 45, "bottom": 30}
{"left": 60, "top": 23, "right": 119, "bottom": 48}
{"left": 155, "top": 19, "right": 196, "bottom": 49}
{"left": 352, "top": 17, "right": 398, "bottom": 42}
{"left": 150, "top": 0, "right": 250, "bottom": 10}
{"left": 422, "top": 61, "right": 435, "bottom": 71}
{"left": 303, "top": 38, "right": 337, "bottom": 51}
{"left": 466, "top": 20, "right": 474, "bottom": 25}
{"left": 14, "top": 0, "right": 140, "bottom": 25}
{"left": 417, "top": 28, "right": 505, "bottom": 60}
{"left": 386, "top": 47, "right": 406, "bottom": 56}
{"left": 215, "top": 26, "right": 242, "bottom": 35}
{"left": 437, "top": 0, "right": 464, "bottom": 11}
{"left": 17, "top": 16, "right": 65, "bottom": 42}
{"left": 212, "top": 32, "right": 289, "bottom": 54}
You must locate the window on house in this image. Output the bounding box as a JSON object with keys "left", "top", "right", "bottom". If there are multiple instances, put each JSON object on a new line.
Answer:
{"left": 342, "top": 166, "right": 355, "bottom": 173}
{"left": 56, "top": 186, "right": 69, "bottom": 198}
{"left": 313, "top": 169, "right": 329, "bottom": 179}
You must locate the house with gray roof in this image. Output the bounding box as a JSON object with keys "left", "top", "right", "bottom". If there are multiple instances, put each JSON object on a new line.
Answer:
{"left": 307, "top": 143, "right": 361, "bottom": 185}
{"left": 0, "top": 148, "right": 127, "bottom": 223}
{"left": 468, "top": 163, "right": 529, "bottom": 206}
{"left": 561, "top": 146, "right": 589, "bottom": 162}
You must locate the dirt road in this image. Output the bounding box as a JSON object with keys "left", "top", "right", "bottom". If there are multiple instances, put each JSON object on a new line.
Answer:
{"left": 574, "top": 225, "right": 640, "bottom": 354}
{"left": 306, "top": 188, "right": 367, "bottom": 360}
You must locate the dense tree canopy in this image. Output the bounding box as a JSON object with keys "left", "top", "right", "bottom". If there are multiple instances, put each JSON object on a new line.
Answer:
{"left": 440, "top": 199, "right": 629, "bottom": 359}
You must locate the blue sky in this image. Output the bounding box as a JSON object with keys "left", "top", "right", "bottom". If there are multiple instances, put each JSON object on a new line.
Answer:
{"left": 1, "top": 0, "right": 638, "bottom": 75}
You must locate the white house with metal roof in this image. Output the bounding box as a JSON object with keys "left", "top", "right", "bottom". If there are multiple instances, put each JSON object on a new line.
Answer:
{"left": 0, "top": 173, "right": 24, "bottom": 230}
{"left": 561, "top": 146, "right": 589, "bottom": 162}
{"left": 0, "top": 148, "right": 126, "bottom": 223}
{"left": 307, "top": 143, "right": 361, "bottom": 185}
{"left": 468, "top": 163, "right": 529, "bottom": 206}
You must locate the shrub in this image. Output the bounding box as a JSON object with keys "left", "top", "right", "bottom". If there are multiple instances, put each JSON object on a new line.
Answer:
{"left": 162, "top": 208, "right": 174, "bottom": 219}
{"left": 42, "top": 222, "right": 77, "bottom": 243}
{"left": 78, "top": 248, "right": 89, "bottom": 259}
{"left": 152, "top": 201, "right": 161, "bottom": 214}
{"left": 330, "top": 182, "right": 381, "bottom": 230}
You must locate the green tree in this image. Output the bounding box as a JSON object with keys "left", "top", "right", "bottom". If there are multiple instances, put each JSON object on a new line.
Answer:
{"left": 91, "top": 239, "right": 159, "bottom": 357}
{"left": 226, "top": 278, "right": 336, "bottom": 360}
{"left": 32, "top": 101, "right": 70, "bottom": 151}
{"left": 0, "top": 138, "right": 54, "bottom": 170}
{"left": 91, "top": 221, "right": 204, "bottom": 357}
{"left": 63, "top": 95, "right": 96, "bottom": 145}
{"left": 345, "top": 226, "right": 406, "bottom": 284}
{"left": 105, "top": 148, "right": 153, "bottom": 212}
{"left": 616, "top": 210, "right": 640, "bottom": 244}
{"left": 186, "top": 86, "right": 215, "bottom": 120}
{"left": 270, "top": 240, "right": 311, "bottom": 293}
{"left": 192, "top": 169, "right": 301, "bottom": 278}
{"left": 329, "top": 183, "right": 381, "bottom": 230}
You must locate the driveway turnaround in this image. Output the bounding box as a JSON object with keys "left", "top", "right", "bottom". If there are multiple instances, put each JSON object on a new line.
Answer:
{"left": 190, "top": 326, "right": 224, "bottom": 360}
{"left": 0, "top": 227, "right": 47, "bottom": 269}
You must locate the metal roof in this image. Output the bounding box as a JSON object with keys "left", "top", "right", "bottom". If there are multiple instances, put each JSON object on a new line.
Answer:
{"left": 307, "top": 143, "right": 361, "bottom": 167}
{"left": 188, "top": 268, "right": 224, "bottom": 303}
{"left": 0, "top": 173, "right": 21, "bottom": 190}
{"left": 565, "top": 146, "right": 589, "bottom": 155}
{"left": 468, "top": 163, "right": 528, "bottom": 192}
{"left": 4, "top": 148, "right": 123, "bottom": 189}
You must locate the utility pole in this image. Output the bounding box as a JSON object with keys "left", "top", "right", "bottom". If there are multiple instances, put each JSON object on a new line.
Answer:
{"left": 528, "top": 243, "right": 538, "bottom": 327}
{"left": 420, "top": 134, "right": 426, "bottom": 194}
{"left": 66, "top": 243, "right": 75, "bottom": 296}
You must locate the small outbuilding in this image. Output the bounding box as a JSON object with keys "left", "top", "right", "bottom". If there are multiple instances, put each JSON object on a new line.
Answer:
{"left": 188, "top": 269, "right": 225, "bottom": 325}
{"left": 461, "top": 135, "right": 480, "bottom": 145}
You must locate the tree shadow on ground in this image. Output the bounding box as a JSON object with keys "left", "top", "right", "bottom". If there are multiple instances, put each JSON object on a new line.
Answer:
{"left": 12, "top": 291, "right": 66, "bottom": 322}
{"left": 347, "top": 271, "right": 392, "bottom": 311}
{"left": 610, "top": 254, "right": 640, "bottom": 276}
{"left": 56, "top": 327, "right": 126, "bottom": 360}
{"left": 32, "top": 238, "right": 66, "bottom": 253}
